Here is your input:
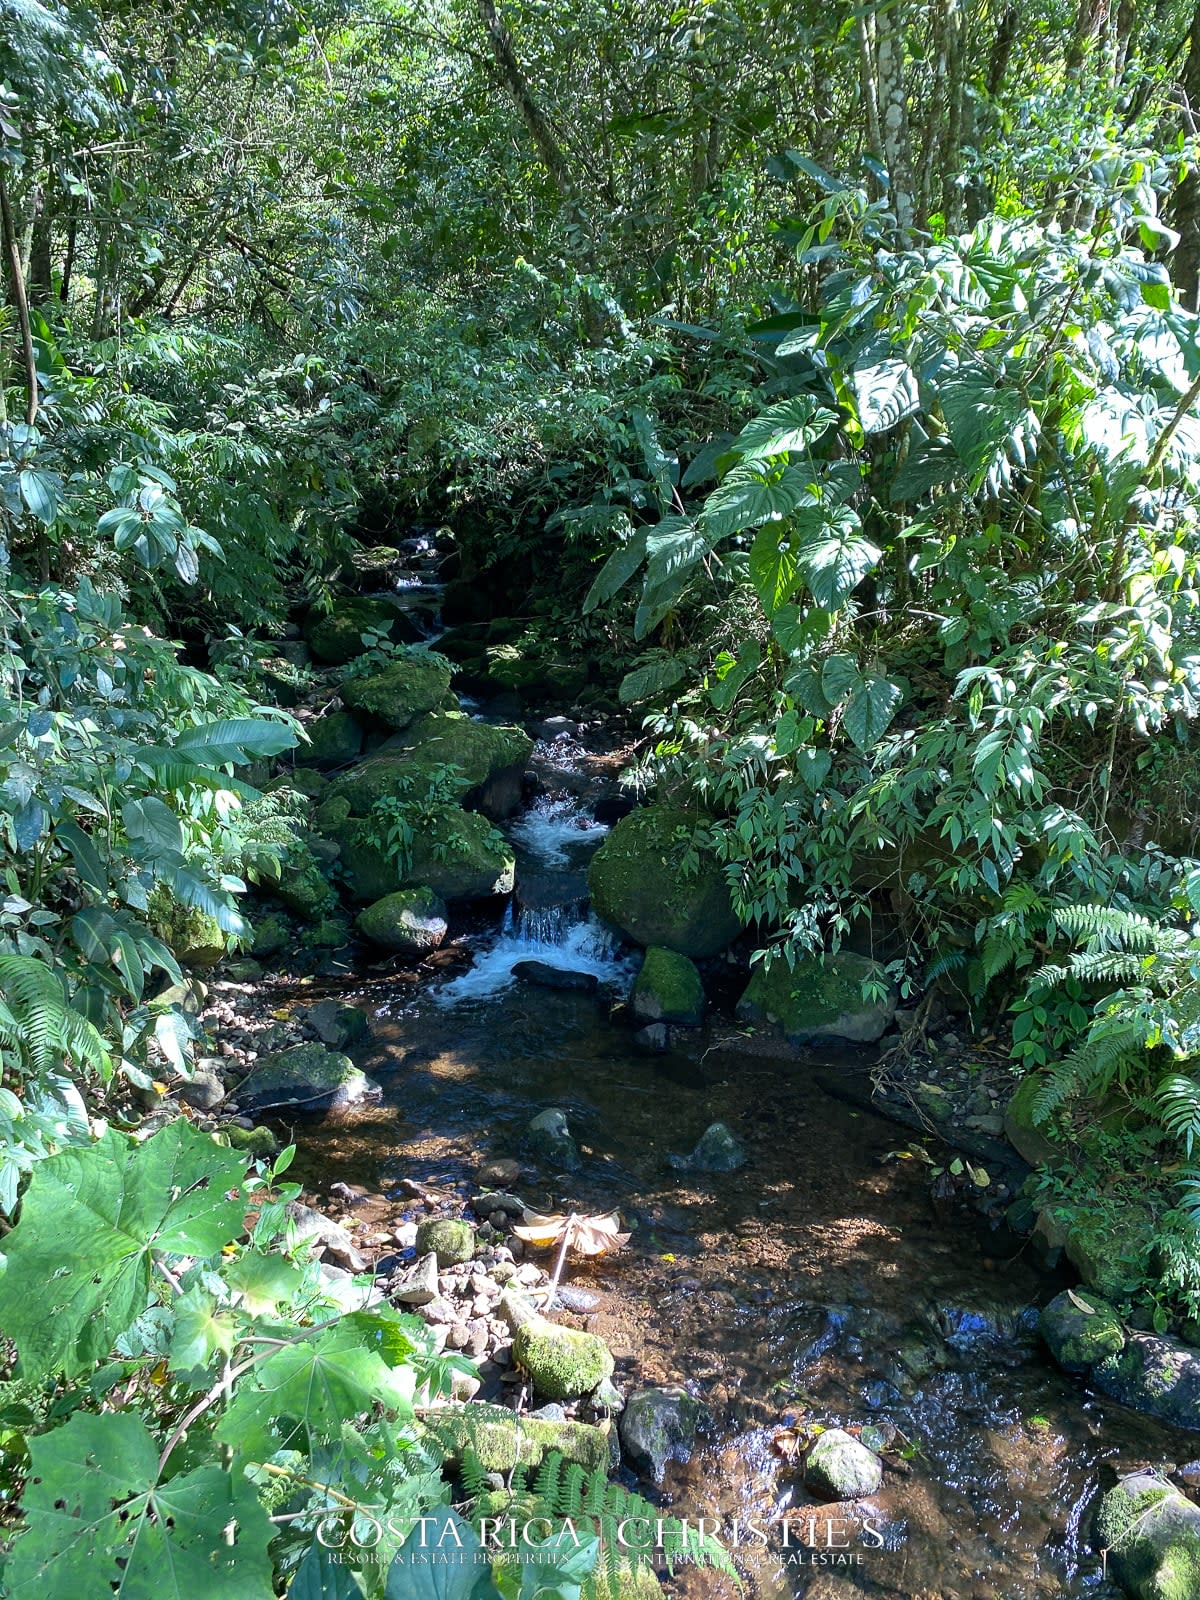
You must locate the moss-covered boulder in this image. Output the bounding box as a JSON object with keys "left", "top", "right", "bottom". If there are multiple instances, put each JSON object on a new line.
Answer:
{"left": 804, "top": 1428, "right": 884, "bottom": 1499}
{"left": 1039, "top": 1288, "right": 1126, "bottom": 1373}
{"left": 303, "top": 597, "right": 418, "bottom": 665}
{"left": 356, "top": 887, "right": 448, "bottom": 954}
{"left": 1066, "top": 1204, "right": 1153, "bottom": 1302}
{"left": 1095, "top": 1473, "right": 1200, "bottom": 1600}
{"left": 414, "top": 1217, "right": 476, "bottom": 1266}
{"left": 148, "top": 885, "right": 226, "bottom": 970}
{"left": 422, "top": 1400, "right": 610, "bottom": 1474}
{"left": 632, "top": 947, "right": 705, "bottom": 1026}
{"left": 392, "top": 711, "right": 532, "bottom": 817}
{"left": 236, "top": 1043, "right": 380, "bottom": 1113}
{"left": 1092, "top": 1330, "right": 1200, "bottom": 1430}
{"left": 340, "top": 654, "right": 452, "bottom": 730}
{"left": 513, "top": 1315, "right": 615, "bottom": 1401}
{"left": 736, "top": 952, "right": 896, "bottom": 1045}
{"left": 273, "top": 838, "right": 338, "bottom": 920}
{"left": 588, "top": 808, "right": 741, "bottom": 958}
{"left": 1003, "top": 1075, "right": 1071, "bottom": 1169}
{"left": 333, "top": 809, "right": 515, "bottom": 903}
{"left": 314, "top": 794, "right": 352, "bottom": 832}
{"left": 296, "top": 711, "right": 364, "bottom": 769}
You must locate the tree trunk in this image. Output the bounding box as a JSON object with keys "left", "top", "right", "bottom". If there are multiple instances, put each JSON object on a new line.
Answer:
{"left": 874, "top": 2, "right": 915, "bottom": 239}
{"left": 0, "top": 169, "right": 38, "bottom": 427}
{"left": 474, "top": 0, "right": 577, "bottom": 206}
{"left": 1174, "top": 4, "right": 1200, "bottom": 310}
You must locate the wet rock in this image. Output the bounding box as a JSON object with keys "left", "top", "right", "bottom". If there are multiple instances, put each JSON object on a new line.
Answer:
{"left": 1040, "top": 1289, "right": 1126, "bottom": 1374}
{"left": 394, "top": 1253, "right": 441, "bottom": 1306}
{"left": 632, "top": 947, "right": 705, "bottom": 1027}
{"left": 223, "top": 958, "right": 263, "bottom": 983}
{"left": 525, "top": 1108, "right": 581, "bottom": 1171}
{"left": 331, "top": 807, "right": 515, "bottom": 902}
{"left": 308, "top": 999, "right": 371, "bottom": 1050}
{"left": 179, "top": 1068, "right": 225, "bottom": 1110}
{"left": 304, "top": 597, "right": 421, "bottom": 665}
{"left": 237, "top": 1043, "right": 380, "bottom": 1114}
{"left": 356, "top": 888, "right": 448, "bottom": 955}
{"left": 472, "top": 1191, "right": 525, "bottom": 1219}
{"left": 478, "top": 1158, "right": 521, "bottom": 1187}
{"left": 423, "top": 1399, "right": 610, "bottom": 1474}
{"left": 633, "top": 1023, "right": 671, "bottom": 1054}
{"left": 1002, "top": 1075, "right": 1069, "bottom": 1169}
{"left": 1066, "top": 1205, "right": 1153, "bottom": 1302}
{"left": 804, "top": 1429, "right": 883, "bottom": 1500}
{"left": 513, "top": 1315, "right": 615, "bottom": 1401}
{"left": 415, "top": 1218, "right": 477, "bottom": 1267}
{"left": 1095, "top": 1471, "right": 1200, "bottom": 1600}
{"left": 1092, "top": 1329, "right": 1200, "bottom": 1430}
{"left": 737, "top": 953, "right": 896, "bottom": 1045}
{"left": 381, "top": 711, "right": 532, "bottom": 821}
{"left": 341, "top": 655, "right": 454, "bottom": 730}
{"left": 619, "top": 1386, "right": 701, "bottom": 1483}
{"left": 667, "top": 1121, "right": 747, "bottom": 1173}
{"left": 513, "top": 960, "right": 599, "bottom": 993}
{"left": 296, "top": 711, "right": 365, "bottom": 769}
{"left": 930, "top": 1291, "right": 1039, "bottom": 1351}
{"left": 222, "top": 1124, "right": 280, "bottom": 1160}
{"left": 286, "top": 1203, "right": 367, "bottom": 1271}
{"left": 588, "top": 807, "right": 743, "bottom": 958}
{"left": 549, "top": 1287, "right": 601, "bottom": 1314}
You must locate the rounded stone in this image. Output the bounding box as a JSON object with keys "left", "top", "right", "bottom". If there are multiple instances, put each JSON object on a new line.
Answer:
{"left": 415, "top": 1217, "right": 477, "bottom": 1267}
{"left": 804, "top": 1428, "right": 883, "bottom": 1499}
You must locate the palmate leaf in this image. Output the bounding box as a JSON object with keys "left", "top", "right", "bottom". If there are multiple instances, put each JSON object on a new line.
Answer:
{"left": 6, "top": 1411, "right": 273, "bottom": 1600}
{"left": 0, "top": 1121, "right": 247, "bottom": 1378}
{"left": 214, "top": 1312, "right": 420, "bottom": 1458}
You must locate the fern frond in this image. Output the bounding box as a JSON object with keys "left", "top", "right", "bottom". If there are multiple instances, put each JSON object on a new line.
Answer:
{"left": 1159, "top": 1074, "right": 1200, "bottom": 1157}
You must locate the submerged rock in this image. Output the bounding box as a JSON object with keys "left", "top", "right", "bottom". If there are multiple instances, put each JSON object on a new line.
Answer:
{"left": 513, "top": 960, "right": 599, "bottom": 993}
{"left": 1095, "top": 1472, "right": 1200, "bottom": 1600}
{"left": 525, "top": 1108, "right": 581, "bottom": 1171}
{"left": 1040, "top": 1289, "right": 1126, "bottom": 1373}
{"left": 513, "top": 1315, "right": 615, "bottom": 1400}
{"left": 619, "top": 1386, "right": 702, "bottom": 1483}
{"left": 307, "top": 999, "right": 371, "bottom": 1049}
{"left": 804, "top": 1428, "right": 883, "bottom": 1499}
{"left": 236, "top": 1043, "right": 380, "bottom": 1114}
{"left": 667, "top": 1121, "right": 747, "bottom": 1173}
{"left": 633, "top": 1022, "right": 671, "bottom": 1054}
{"left": 736, "top": 953, "right": 896, "bottom": 1045}
{"left": 414, "top": 1217, "right": 476, "bottom": 1267}
{"left": 341, "top": 653, "right": 453, "bottom": 730}
{"left": 588, "top": 807, "right": 742, "bottom": 958}
{"left": 632, "top": 947, "right": 705, "bottom": 1026}
{"left": 356, "top": 887, "right": 448, "bottom": 954}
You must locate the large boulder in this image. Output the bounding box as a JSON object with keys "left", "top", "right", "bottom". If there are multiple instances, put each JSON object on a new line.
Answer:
{"left": 1065, "top": 1204, "right": 1153, "bottom": 1302}
{"left": 303, "top": 597, "right": 420, "bottom": 664}
{"left": 1039, "top": 1289, "right": 1127, "bottom": 1373}
{"left": 1095, "top": 1473, "right": 1200, "bottom": 1600}
{"left": 273, "top": 838, "right": 338, "bottom": 920}
{"left": 236, "top": 1043, "right": 380, "bottom": 1113}
{"left": 619, "top": 1387, "right": 701, "bottom": 1483}
{"left": 1092, "top": 1330, "right": 1200, "bottom": 1431}
{"left": 632, "top": 947, "right": 705, "bottom": 1026}
{"left": 355, "top": 888, "right": 448, "bottom": 954}
{"left": 736, "top": 952, "right": 896, "bottom": 1045}
{"left": 295, "top": 711, "right": 364, "bottom": 769}
{"left": 587, "top": 808, "right": 741, "bottom": 958}
{"left": 804, "top": 1429, "right": 883, "bottom": 1499}
{"left": 341, "top": 654, "right": 453, "bottom": 730}
{"left": 328, "top": 713, "right": 532, "bottom": 822}
{"left": 1003, "top": 1074, "right": 1069, "bottom": 1169}
{"left": 332, "top": 809, "right": 515, "bottom": 902}
{"left": 423, "top": 1400, "right": 610, "bottom": 1474}
{"left": 513, "top": 1315, "right": 615, "bottom": 1401}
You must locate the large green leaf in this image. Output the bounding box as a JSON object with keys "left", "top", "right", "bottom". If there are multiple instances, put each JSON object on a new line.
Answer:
{"left": 795, "top": 505, "right": 880, "bottom": 609}
{"left": 850, "top": 356, "right": 919, "bottom": 434}
{"left": 0, "top": 1121, "right": 247, "bottom": 1377}
{"left": 174, "top": 718, "right": 296, "bottom": 766}
{"left": 939, "top": 367, "right": 1033, "bottom": 481}
{"left": 582, "top": 527, "right": 647, "bottom": 614}
{"left": 632, "top": 519, "right": 709, "bottom": 639}
{"left": 384, "top": 1509, "right": 503, "bottom": 1600}
{"left": 731, "top": 395, "right": 837, "bottom": 462}
{"left": 619, "top": 655, "right": 688, "bottom": 704}
{"left": 702, "top": 461, "right": 811, "bottom": 540}
{"left": 749, "top": 526, "right": 799, "bottom": 616}
{"left": 288, "top": 1539, "right": 365, "bottom": 1599}
{"left": 6, "top": 1411, "right": 273, "bottom": 1600}
{"left": 843, "top": 674, "right": 903, "bottom": 751}
{"left": 214, "top": 1313, "right": 418, "bottom": 1458}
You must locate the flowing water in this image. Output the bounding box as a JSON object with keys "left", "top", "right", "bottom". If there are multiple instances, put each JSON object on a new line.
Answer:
{"left": 287, "top": 549, "right": 1199, "bottom": 1598}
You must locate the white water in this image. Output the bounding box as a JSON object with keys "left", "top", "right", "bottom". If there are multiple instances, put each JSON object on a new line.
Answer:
{"left": 433, "top": 902, "right": 633, "bottom": 1004}
{"left": 509, "top": 793, "right": 608, "bottom": 868}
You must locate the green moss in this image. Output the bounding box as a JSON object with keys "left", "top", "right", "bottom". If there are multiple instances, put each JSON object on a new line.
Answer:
{"left": 587, "top": 807, "right": 741, "bottom": 959}
{"left": 296, "top": 711, "right": 364, "bottom": 768}
{"left": 273, "top": 839, "right": 338, "bottom": 919}
{"left": 394, "top": 711, "right": 532, "bottom": 791}
{"left": 1065, "top": 1206, "right": 1152, "bottom": 1301}
{"left": 414, "top": 1217, "right": 476, "bottom": 1265}
{"left": 355, "top": 887, "right": 447, "bottom": 953}
{"left": 333, "top": 808, "right": 515, "bottom": 903}
{"left": 423, "top": 1401, "right": 610, "bottom": 1474}
{"left": 1003, "top": 1075, "right": 1071, "bottom": 1170}
{"left": 1096, "top": 1481, "right": 1200, "bottom": 1600}
{"left": 221, "top": 1125, "right": 280, "bottom": 1160}
{"left": 1039, "top": 1289, "right": 1126, "bottom": 1373}
{"left": 238, "top": 1043, "right": 374, "bottom": 1112}
{"left": 632, "top": 947, "right": 705, "bottom": 1025}
{"left": 513, "top": 1317, "right": 615, "bottom": 1401}
{"left": 303, "top": 598, "right": 409, "bottom": 665}
{"left": 251, "top": 913, "right": 290, "bottom": 957}
{"left": 300, "top": 914, "right": 351, "bottom": 949}
{"left": 737, "top": 951, "right": 894, "bottom": 1044}
{"left": 314, "top": 794, "right": 352, "bottom": 832}
{"left": 341, "top": 654, "right": 452, "bottom": 730}
{"left": 148, "top": 884, "right": 226, "bottom": 970}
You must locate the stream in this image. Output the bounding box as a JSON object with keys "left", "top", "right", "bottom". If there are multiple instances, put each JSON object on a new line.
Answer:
{"left": 275, "top": 547, "right": 1199, "bottom": 1600}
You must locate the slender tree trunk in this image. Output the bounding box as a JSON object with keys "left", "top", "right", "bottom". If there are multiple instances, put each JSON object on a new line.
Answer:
{"left": 474, "top": 0, "right": 578, "bottom": 206}
{"left": 856, "top": 12, "right": 884, "bottom": 185}
{"left": 1174, "top": 4, "right": 1200, "bottom": 310}
{"left": 874, "top": 2, "right": 915, "bottom": 239}
{"left": 0, "top": 169, "right": 38, "bottom": 427}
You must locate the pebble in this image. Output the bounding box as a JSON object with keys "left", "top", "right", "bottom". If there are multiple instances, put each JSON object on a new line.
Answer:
{"left": 447, "top": 1323, "right": 470, "bottom": 1350}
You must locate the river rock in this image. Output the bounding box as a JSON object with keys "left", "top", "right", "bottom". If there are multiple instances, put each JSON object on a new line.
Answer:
{"left": 667, "top": 1121, "right": 747, "bottom": 1173}
{"left": 737, "top": 953, "right": 896, "bottom": 1045}
{"left": 307, "top": 999, "right": 371, "bottom": 1049}
{"left": 632, "top": 947, "right": 705, "bottom": 1026}
{"left": 251, "top": 914, "right": 289, "bottom": 958}
{"left": 513, "top": 1315, "right": 615, "bottom": 1400}
{"left": 619, "top": 1386, "right": 702, "bottom": 1483}
{"left": 286, "top": 1203, "right": 367, "bottom": 1271}
{"left": 273, "top": 837, "right": 338, "bottom": 920}
{"left": 1095, "top": 1472, "right": 1200, "bottom": 1600}
{"left": 1066, "top": 1204, "right": 1153, "bottom": 1301}
{"left": 1002, "top": 1074, "right": 1069, "bottom": 1169}
{"left": 525, "top": 1108, "right": 581, "bottom": 1171}
{"left": 424, "top": 1398, "right": 610, "bottom": 1473}
{"left": 1092, "top": 1328, "right": 1200, "bottom": 1430}
{"left": 296, "top": 711, "right": 364, "bottom": 768}
{"left": 478, "top": 1158, "right": 521, "bottom": 1187}
{"left": 179, "top": 1066, "right": 225, "bottom": 1110}
{"left": 587, "top": 807, "right": 742, "bottom": 958}
{"left": 1040, "top": 1289, "right": 1127, "bottom": 1373}
{"left": 513, "top": 960, "right": 599, "bottom": 993}
{"left": 804, "top": 1428, "right": 883, "bottom": 1499}
{"left": 393, "top": 1253, "right": 441, "bottom": 1306}
{"left": 303, "top": 597, "right": 421, "bottom": 664}
{"left": 356, "top": 887, "right": 448, "bottom": 954}
{"left": 331, "top": 808, "right": 515, "bottom": 902}
{"left": 633, "top": 1022, "right": 671, "bottom": 1054}
{"left": 381, "top": 711, "right": 532, "bottom": 820}
{"left": 340, "top": 654, "right": 454, "bottom": 730}
{"left": 237, "top": 1043, "right": 380, "bottom": 1113}
{"left": 415, "top": 1217, "right": 477, "bottom": 1266}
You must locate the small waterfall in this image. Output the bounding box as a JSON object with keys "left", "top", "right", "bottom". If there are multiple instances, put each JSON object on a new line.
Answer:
{"left": 434, "top": 896, "right": 629, "bottom": 1004}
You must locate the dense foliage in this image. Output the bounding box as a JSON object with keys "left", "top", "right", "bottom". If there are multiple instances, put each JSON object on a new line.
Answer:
{"left": 7, "top": 0, "right": 1200, "bottom": 1586}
